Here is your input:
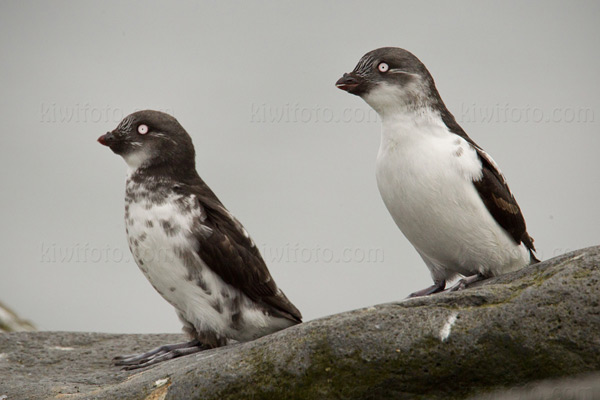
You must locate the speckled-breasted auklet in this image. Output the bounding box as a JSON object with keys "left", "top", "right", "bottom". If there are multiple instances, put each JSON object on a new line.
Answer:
{"left": 336, "top": 47, "right": 539, "bottom": 297}
{"left": 98, "top": 110, "right": 301, "bottom": 369}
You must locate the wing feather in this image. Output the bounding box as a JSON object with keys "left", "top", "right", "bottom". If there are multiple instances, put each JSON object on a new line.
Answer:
{"left": 177, "top": 182, "right": 302, "bottom": 323}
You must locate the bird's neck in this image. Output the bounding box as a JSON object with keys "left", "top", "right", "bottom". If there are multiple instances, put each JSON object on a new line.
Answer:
{"left": 379, "top": 106, "right": 447, "bottom": 147}
{"left": 127, "top": 160, "right": 200, "bottom": 186}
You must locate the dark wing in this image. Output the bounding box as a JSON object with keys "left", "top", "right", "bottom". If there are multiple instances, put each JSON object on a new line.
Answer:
{"left": 440, "top": 109, "right": 538, "bottom": 261}
{"left": 178, "top": 182, "right": 302, "bottom": 323}
{"left": 472, "top": 149, "right": 537, "bottom": 257}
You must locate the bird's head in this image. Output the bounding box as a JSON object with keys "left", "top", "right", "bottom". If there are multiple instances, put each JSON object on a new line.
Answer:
{"left": 98, "top": 110, "right": 196, "bottom": 173}
{"left": 336, "top": 47, "right": 439, "bottom": 116}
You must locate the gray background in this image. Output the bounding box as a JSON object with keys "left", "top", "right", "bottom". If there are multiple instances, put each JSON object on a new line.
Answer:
{"left": 1, "top": 1, "right": 598, "bottom": 333}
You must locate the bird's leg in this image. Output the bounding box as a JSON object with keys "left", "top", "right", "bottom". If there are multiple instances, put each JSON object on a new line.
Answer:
{"left": 113, "top": 339, "right": 209, "bottom": 370}
{"left": 407, "top": 279, "right": 446, "bottom": 298}
{"left": 445, "top": 273, "right": 486, "bottom": 292}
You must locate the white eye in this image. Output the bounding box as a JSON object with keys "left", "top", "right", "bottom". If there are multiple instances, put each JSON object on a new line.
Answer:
{"left": 137, "top": 124, "right": 149, "bottom": 135}
{"left": 378, "top": 62, "right": 389, "bottom": 73}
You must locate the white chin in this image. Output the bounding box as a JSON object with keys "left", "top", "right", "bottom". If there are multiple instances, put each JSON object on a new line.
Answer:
{"left": 363, "top": 83, "right": 406, "bottom": 112}
{"left": 363, "top": 81, "right": 425, "bottom": 115}
{"left": 123, "top": 150, "right": 150, "bottom": 170}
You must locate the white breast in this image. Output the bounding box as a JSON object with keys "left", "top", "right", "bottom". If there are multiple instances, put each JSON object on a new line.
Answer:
{"left": 124, "top": 182, "right": 292, "bottom": 342}
{"left": 375, "top": 110, "right": 529, "bottom": 281}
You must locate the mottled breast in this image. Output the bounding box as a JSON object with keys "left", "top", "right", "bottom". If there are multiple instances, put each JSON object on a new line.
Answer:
{"left": 123, "top": 178, "right": 220, "bottom": 326}
{"left": 122, "top": 177, "right": 291, "bottom": 341}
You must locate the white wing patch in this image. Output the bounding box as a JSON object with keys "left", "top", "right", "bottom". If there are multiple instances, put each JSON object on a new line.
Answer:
{"left": 474, "top": 146, "right": 510, "bottom": 185}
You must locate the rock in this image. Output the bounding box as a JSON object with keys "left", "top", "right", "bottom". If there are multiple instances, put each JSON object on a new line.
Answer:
{"left": 0, "top": 246, "right": 598, "bottom": 400}
{"left": 0, "top": 301, "right": 35, "bottom": 333}
{"left": 468, "top": 372, "right": 600, "bottom": 400}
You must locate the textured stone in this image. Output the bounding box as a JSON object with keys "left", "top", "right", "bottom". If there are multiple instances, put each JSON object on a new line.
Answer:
{"left": 0, "top": 246, "right": 598, "bottom": 400}
{"left": 468, "top": 372, "right": 600, "bottom": 400}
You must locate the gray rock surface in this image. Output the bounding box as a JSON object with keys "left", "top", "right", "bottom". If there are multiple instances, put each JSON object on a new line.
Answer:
{"left": 0, "top": 301, "right": 35, "bottom": 333}
{"left": 468, "top": 372, "right": 600, "bottom": 400}
{"left": 0, "top": 246, "right": 598, "bottom": 400}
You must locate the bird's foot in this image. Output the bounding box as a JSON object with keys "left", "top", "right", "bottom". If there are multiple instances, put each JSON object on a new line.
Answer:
{"left": 407, "top": 280, "right": 446, "bottom": 298}
{"left": 113, "top": 339, "right": 209, "bottom": 370}
{"left": 445, "top": 273, "right": 486, "bottom": 292}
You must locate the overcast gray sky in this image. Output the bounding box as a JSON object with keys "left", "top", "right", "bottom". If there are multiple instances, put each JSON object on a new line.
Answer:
{"left": 1, "top": 1, "right": 598, "bottom": 334}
